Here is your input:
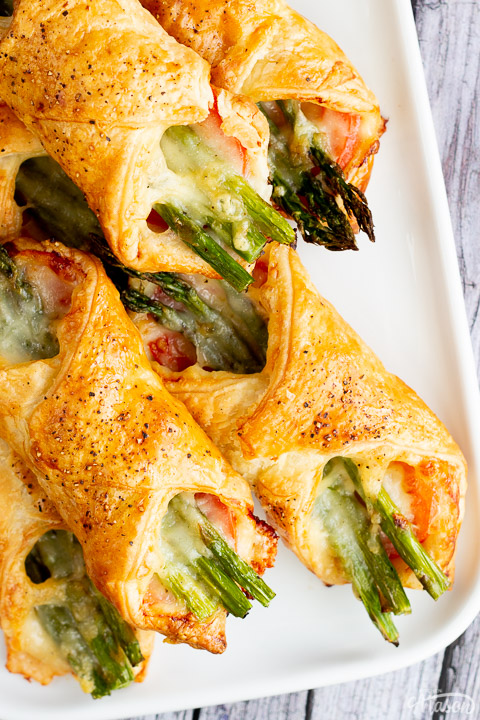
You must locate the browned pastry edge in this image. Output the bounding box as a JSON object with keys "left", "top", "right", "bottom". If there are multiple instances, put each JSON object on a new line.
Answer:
{"left": 150, "top": 244, "right": 466, "bottom": 589}
{"left": 0, "top": 238, "right": 276, "bottom": 652}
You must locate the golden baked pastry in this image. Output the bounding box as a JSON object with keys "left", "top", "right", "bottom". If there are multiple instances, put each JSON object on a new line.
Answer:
{"left": 137, "top": 243, "right": 467, "bottom": 642}
{"left": 143, "top": 0, "right": 386, "bottom": 248}
{"left": 0, "top": 0, "right": 294, "bottom": 290}
{"left": 0, "top": 238, "right": 276, "bottom": 654}
{"left": 0, "top": 102, "right": 45, "bottom": 243}
{"left": 0, "top": 438, "right": 153, "bottom": 696}
{"left": 1, "top": 89, "right": 464, "bottom": 644}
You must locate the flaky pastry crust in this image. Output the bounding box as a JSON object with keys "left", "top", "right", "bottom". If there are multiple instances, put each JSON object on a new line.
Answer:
{"left": 0, "top": 239, "right": 275, "bottom": 653}
{"left": 0, "top": 103, "right": 46, "bottom": 243}
{"left": 153, "top": 244, "right": 467, "bottom": 589}
{"left": 0, "top": 0, "right": 270, "bottom": 276}
{"left": 0, "top": 438, "right": 154, "bottom": 686}
{"left": 143, "top": 0, "right": 385, "bottom": 186}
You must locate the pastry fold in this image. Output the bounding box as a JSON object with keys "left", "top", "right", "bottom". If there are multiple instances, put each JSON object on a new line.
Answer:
{"left": 152, "top": 244, "right": 466, "bottom": 588}
{"left": 143, "top": 0, "right": 385, "bottom": 187}
{"left": 0, "top": 102, "right": 46, "bottom": 243}
{"left": 0, "top": 0, "right": 270, "bottom": 276}
{"left": 0, "top": 438, "right": 154, "bottom": 688}
{"left": 0, "top": 239, "right": 276, "bottom": 653}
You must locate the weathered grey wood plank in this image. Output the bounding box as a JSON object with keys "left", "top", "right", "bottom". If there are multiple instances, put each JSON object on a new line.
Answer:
{"left": 414, "top": 2, "right": 480, "bottom": 716}
{"left": 307, "top": 656, "right": 444, "bottom": 720}
{"left": 196, "top": 690, "right": 309, "bottom": 720}
{"left": 127, "top": 1, "right": 480, "bottom": 718}
{"left": 125, "top": 713, "right": 194, "bottom": 720}
{"left": 416, "top": 0, "right": 480, "bottom": 353}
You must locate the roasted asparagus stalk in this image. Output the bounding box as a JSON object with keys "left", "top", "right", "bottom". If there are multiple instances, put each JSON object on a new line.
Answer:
{"left": 16, "top": 157, "right": 268, "bottom": 373}
{"left": 316, "top": 457, "right": 450, "bottom": 643}
{"left": 26, "top": 530, "right": 144, "bottom": 698}
{"left": 158, "top": 494, "right": 275, "bottom": 620}
{"left": 259, "top": 100, "right": 374, "bottom": 250}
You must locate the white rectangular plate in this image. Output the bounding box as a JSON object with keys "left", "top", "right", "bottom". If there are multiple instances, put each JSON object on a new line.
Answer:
{"left": 2, "top": 0, "right": 480, "bottom": 718}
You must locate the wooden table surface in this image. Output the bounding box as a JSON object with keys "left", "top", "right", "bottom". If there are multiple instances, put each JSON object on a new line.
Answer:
{"left": 127, "top": 1, "right": 480, "bottom": 718}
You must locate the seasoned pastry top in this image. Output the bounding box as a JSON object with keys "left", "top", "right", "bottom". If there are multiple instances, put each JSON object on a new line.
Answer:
{"left": 145, "top": 0, "right": 380, "bottom": 112}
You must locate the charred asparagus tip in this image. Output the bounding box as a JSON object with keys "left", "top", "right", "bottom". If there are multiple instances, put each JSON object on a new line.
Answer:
{"left": 259, "top": 101, "right": 375, "bottom": 249}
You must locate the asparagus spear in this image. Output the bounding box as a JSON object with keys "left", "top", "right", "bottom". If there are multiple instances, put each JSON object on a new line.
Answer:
{"left": 259, "top": 100, "right": 375, "bottom": 250}
{"left": 170, "top": 495, "right": 275, "bottom": 607}
{"left": 16, "top": 154, "right": 253, "bottom": 290}
{"left": 342, "top": 459, "right": 450, "bottom": 599}
{"left": 0, "top": 244, "right": 60, "bottom": 361}
{"left": 79, "top": 238, "right": 267, "bottom": 372}
{"left": 153, "top": 202, "right": 253, "bottom": 292}
{"left": 122, "top": 285, "right": 265, "bottom": 373}
{"left": 110, "top": 248, "right": 267, "bottom": 364}
{"left": 35, "top": 604, "right": 109, "bottom": 698}
{"left": 15, "top": 155, "right": 102, "bottom": 252}
{"left": 160, "top": 563, "right": 219, "bottom": 621}
{"left": 16, "top": 157, "right": 268, "bottom": 372}
{"left": 158, "top": 494, "right": 275, "bottom": 620}
{"left": 316, "top": 483, "right": 400, "bottom": 644}
{"left": 223, "top": 175, "right": 295, "bottom": 246}
{"left": 91, "top": 584, "right": 144, "bottom": 666}
{"left": 193, "top": 521, "right": 275, "bottom": 608}
{"left": 206, "top": 213, "right": 267, "bottom": 262}
{"left": 374, "top": 488, "right": 450, "bottom": 599}
{"left": 194, "top": 555, "right": 252, "bottom": 618}
{"left": 26, "top": 531, "right": 144, "bottom": 697}
{"left": 161, "top": 125, "right": 295, "bottom": 249}
{"left": 66, "top": 579, "right": 135, "bottom": 691}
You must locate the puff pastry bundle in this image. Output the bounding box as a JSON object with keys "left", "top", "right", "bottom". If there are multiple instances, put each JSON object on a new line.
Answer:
{"left": 141, "top": 244, "right": 467, "bottom": 643}
{"left": 0, "top": 0, "right": 295, "bottom": 291}
{"left": 0, "top": 237, "right": 276, "bottom": 678}
{"left": 0, "top": 0, "right": 466, "bottom": 660}
{"left": 0, "top": 438, "right": 153, "bottom": 696}
{"left": 1, "top": 104, "right": 467, "bottom": 643}
{"left": 144, "top": 0, "right": 386, "bottom": 249}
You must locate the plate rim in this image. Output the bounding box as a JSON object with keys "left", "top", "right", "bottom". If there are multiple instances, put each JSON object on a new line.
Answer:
{"left": 2, "top": 0, "right": 480, "bottom": 717}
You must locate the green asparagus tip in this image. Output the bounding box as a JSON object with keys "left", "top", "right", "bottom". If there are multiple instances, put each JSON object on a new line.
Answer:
{"left": 376, "top": 488, "right": 450, "bottom": 600}
{"left": 195, "top": 555, "right": 253, "bottom": 618}
{"left": 26, "top": 531, "right": 143, "bottom": 697}
{"left": 159, "top": 494, "right": 274, "bottom": 622}
{"left": 342, "top": 459, "right": 450, "bottom": 600}
{"left": 154, "top": 202, "right": 253, "bottom": 292}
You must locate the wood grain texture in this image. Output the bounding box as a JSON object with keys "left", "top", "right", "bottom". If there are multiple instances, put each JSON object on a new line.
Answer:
{"left": 126, "top": 1, "right": 480, "bottom": 718}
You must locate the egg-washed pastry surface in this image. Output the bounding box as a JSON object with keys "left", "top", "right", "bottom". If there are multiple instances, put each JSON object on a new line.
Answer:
{"left": 0, "top": 102, "right": 45, "bottom": 243}
{"left": 0, "top": 438, "right": 154, "bottom": 697}
{"left": 0, "top": 238, "right": 276, "bottom": 655}
{"left": 0, "top": 82, "right": 465, "bottom": 645}
{"left": 143, "top": 0, "right": 386, "bottom": 249}
{"left": 0, "top": 0, "right": 294, "bottom": 291}
{"left": 0, "top": 103, "right": 270, "bottom": 376}
{"left": 141, "top": 244, "right": 467, "bottom": 643}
